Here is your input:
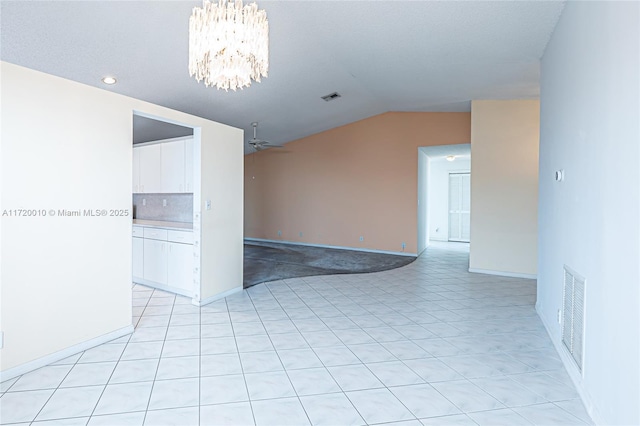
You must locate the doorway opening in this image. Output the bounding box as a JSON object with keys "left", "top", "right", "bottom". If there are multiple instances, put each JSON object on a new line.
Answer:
{"left": 417, "top": 144, "right": 471, "bottom": 255}
{"left": 131, "top": 111, "right": 202, "bottom": 325}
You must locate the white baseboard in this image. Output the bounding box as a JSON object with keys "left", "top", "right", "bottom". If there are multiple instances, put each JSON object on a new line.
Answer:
{"left": 536, "top": 304, "right": 604, "bottom": 425}
{"left": 468, "top": 267, "right": 537, "bottom": 280}
{"left": 0, "top": 324, "right": 134, "bottom": 382}
{"left": 245, "top": 238, "right": 417, "bottom": 257}
{"left": 133, "top": 278, "right": 195, "bottom": 299}
{"left": 193, "top": 286, "right": 242, "bottom": 307}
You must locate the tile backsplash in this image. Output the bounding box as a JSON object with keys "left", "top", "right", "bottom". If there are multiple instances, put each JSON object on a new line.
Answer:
{"left": 133, "top": 193, "right": 193, "bottom": 223}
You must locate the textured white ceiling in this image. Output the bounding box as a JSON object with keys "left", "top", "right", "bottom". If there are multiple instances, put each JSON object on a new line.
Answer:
{"left": 0, "top": 1, "right": 564, "bottom": 153}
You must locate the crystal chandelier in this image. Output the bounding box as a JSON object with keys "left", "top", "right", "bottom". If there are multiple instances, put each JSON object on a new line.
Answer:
{"left": 189, "top": 0, "right": 269, "bottom": 91}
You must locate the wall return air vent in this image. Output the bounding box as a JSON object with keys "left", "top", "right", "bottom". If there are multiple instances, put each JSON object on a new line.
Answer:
{"left": 562, "top": 265, "right": 586, "bottom": 372}
{"left": 321, "top": 92, "right": 341, "bottom": 102}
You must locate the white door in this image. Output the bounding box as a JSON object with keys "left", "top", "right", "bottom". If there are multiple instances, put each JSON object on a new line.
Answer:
{"left": 161, "top": 140, "right": 186, "bottom": 193}
{"left": 168, "top": 242, "right": 194, "bottom": 294}
{"left": 143, "top": 238, "right": 167, "bottom": 284}
{"left": 448, "top": 172, "right": 470, "bottom": 242}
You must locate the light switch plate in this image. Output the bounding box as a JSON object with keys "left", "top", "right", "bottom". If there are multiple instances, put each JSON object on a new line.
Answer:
{"left": 205, "top": 200, "right": 212, "bottom": 210}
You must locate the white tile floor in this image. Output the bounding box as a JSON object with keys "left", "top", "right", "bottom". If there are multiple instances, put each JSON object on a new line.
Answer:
{"left": 0, "top": 245, "right": 594, "bottom": 425}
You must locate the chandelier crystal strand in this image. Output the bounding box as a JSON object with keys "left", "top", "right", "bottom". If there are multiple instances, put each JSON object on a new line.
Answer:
{"left": 189, "top": 0, "right": 269, "bottom": 91}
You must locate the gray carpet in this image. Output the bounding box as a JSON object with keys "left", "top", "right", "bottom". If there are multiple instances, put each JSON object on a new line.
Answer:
{"left": 244, "top": 241, "right": 415, "bottom": 288}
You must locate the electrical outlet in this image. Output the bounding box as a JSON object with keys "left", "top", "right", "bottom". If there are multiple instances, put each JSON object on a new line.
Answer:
{"left": 142, "top": 198, "right": 146, "bottom": 206}
{"left": 277, "top": 230, "right": 282, "bottom": 237}
{"left": 162, "top": 199, "right": 167, "bottom": 207}
{"left": 401, "top": 242, "right": 406, "bottom": 250}
{"left": 299, "top": 232, "right": 303, "bottom": 237}
{"left": 557, "top": 309, "right": 562, "bottom": 324}
{"left": 205, "top": 200, "right": 212, "bottom": 210}
{"left": 359, "top": 236, "right": 364, "bottom": 242}
{"left": 0, "top": 331, "right": 4, "bottom": 349}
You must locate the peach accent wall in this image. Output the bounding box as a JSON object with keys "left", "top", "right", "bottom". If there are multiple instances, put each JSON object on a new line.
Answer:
{"left": 244, "top": 112, "right": 471, "bottom": 254}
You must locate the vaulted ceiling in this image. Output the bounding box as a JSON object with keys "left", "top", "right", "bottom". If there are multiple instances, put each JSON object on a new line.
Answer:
{"left": 1, "top": 1, "right": 564, "bottom": 153}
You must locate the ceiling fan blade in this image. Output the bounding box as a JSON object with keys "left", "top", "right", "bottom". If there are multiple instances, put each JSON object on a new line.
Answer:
{"left": 249, "top": 123, "right": 283, "bottom": 150}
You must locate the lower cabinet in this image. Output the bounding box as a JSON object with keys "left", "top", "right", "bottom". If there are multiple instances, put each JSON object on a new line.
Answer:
{"left": 133, "top": 236, "right": 144, "bottom": 280}
{"left": 133, "top": 226, "right": 195, "bottom": 297}
{"left": 143, "top": 238, "right": 168, "bottom": 285}
{"left": 168, "top": 242, "right": 194, "bottom": 293}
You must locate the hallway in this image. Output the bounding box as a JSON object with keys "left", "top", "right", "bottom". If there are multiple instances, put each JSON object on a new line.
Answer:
{"left": 0, "top": 245, "right": 592, "bottom": 425}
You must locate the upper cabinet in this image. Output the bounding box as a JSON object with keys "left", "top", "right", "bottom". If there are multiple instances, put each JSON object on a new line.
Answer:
{"left": 161, "top": 141, "right": 185, "bottom": 193}
{"left": 133, "top": 138, "right": 194, "bottom": 194}
{"left": 132, "top": 148, "right": 141, "bottom": 193}
{"left": 138, "top": 143, "right": 162, "bottom": 193}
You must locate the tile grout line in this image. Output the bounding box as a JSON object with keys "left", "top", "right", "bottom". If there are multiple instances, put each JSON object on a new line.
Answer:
{"left": 272, "top": 278, "right": 426, "bottom": 423}
{"left": 256, "top": 281, "right": 374, "bottom": 425}
{"left": 25, "top": 284, "right": 151, "bottom": 425}
{"left": 284, "top": 282, "right": 424, "bottom": 422}
{"left": 224, "top": 296, "right": 258, "bottom": 426}
{"left": 140, "top": 288, "right": 177, "bottom": 425}
{"left": 247, "top": 284, "right": 324, "bottom": 426}
{"left": 266, "top": 275, "right": 492, "bottom": 424}
{"left": 198, "top": 295, "right": 202, "bottom": 426}
{"left": 86, "top": 284, "right": 154, "bottom": 423}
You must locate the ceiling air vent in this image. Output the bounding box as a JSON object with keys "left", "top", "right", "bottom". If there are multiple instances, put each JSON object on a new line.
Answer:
{"left": 321, "top": 92, "right": 341, "bottom": 102}
{"left": 562, "top": 265, "right": 586, "bottom": 373}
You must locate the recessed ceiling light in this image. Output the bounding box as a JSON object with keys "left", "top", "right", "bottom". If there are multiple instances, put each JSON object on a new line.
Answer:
{"left": 101, "top": 76, "right": 117, "bottom": 85}
{"left": 446, "top": 155, "right": 456, "bottom": 162}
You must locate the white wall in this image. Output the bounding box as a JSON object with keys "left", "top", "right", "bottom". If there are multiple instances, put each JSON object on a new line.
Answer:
{"left": 1, "top": 62, "right": 133, "bottom": 373}
{"left": 469, "top": 100, "right": 539, "bottom": 278}
{"left": 428, "top": 157, "right": 471, "bottom": 242}
{"left": 0, "top": 62, "right": 244, "bottom": 377}
{"left": 537, "top": 2, "right": 639, "bottom": 424}
{"left": 200, "top": 124, "right": 244, "bottom": 301}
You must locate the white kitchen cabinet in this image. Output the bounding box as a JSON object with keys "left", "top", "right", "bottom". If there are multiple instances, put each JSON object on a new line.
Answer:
{"left": 132, "top": 148, "right": 140, "bottom": 193}
{"left": 161, "top": 140, "right": 186, "bottom": 193}
{"left": 133, "top": 225, "right": 195, "bottom": 297}
{"left": 132, "top": 236, "right": 144, "bottom": 280}
{"left": 185, "top": 138, "right": 194, "bottom": 193}
{"left": 138, "top": 143, "right": 162, "bottom": 193}
{"left": 168, "top": 242, "right": 193, "bottom": 293}
{"left": 143, "top": 227, "right": 168, "bottom": 240}
{"left": 143, "top": 238, "right": 167, "bottom": 285}
{"left": 133, "top": 138, "right": 194, "bottom": 194}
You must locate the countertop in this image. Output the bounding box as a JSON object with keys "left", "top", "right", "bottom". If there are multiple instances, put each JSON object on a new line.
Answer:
{"left": 133, "top": 219, "right": 193, "bottom": 231}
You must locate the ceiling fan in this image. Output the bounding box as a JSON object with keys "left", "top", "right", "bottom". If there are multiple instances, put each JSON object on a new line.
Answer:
{"left": 248, "top": 122, "right": 283, "bottom": 151}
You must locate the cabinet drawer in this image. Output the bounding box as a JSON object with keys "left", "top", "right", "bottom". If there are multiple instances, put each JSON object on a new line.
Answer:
{"left": 132, "top": 226, "right": 143, "bottom": 237}
{"left": 168, "top": 230, "right": 193, "bottom": 244}
{"left": 143, "top": 227, "right": 168, "bottom": 240}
